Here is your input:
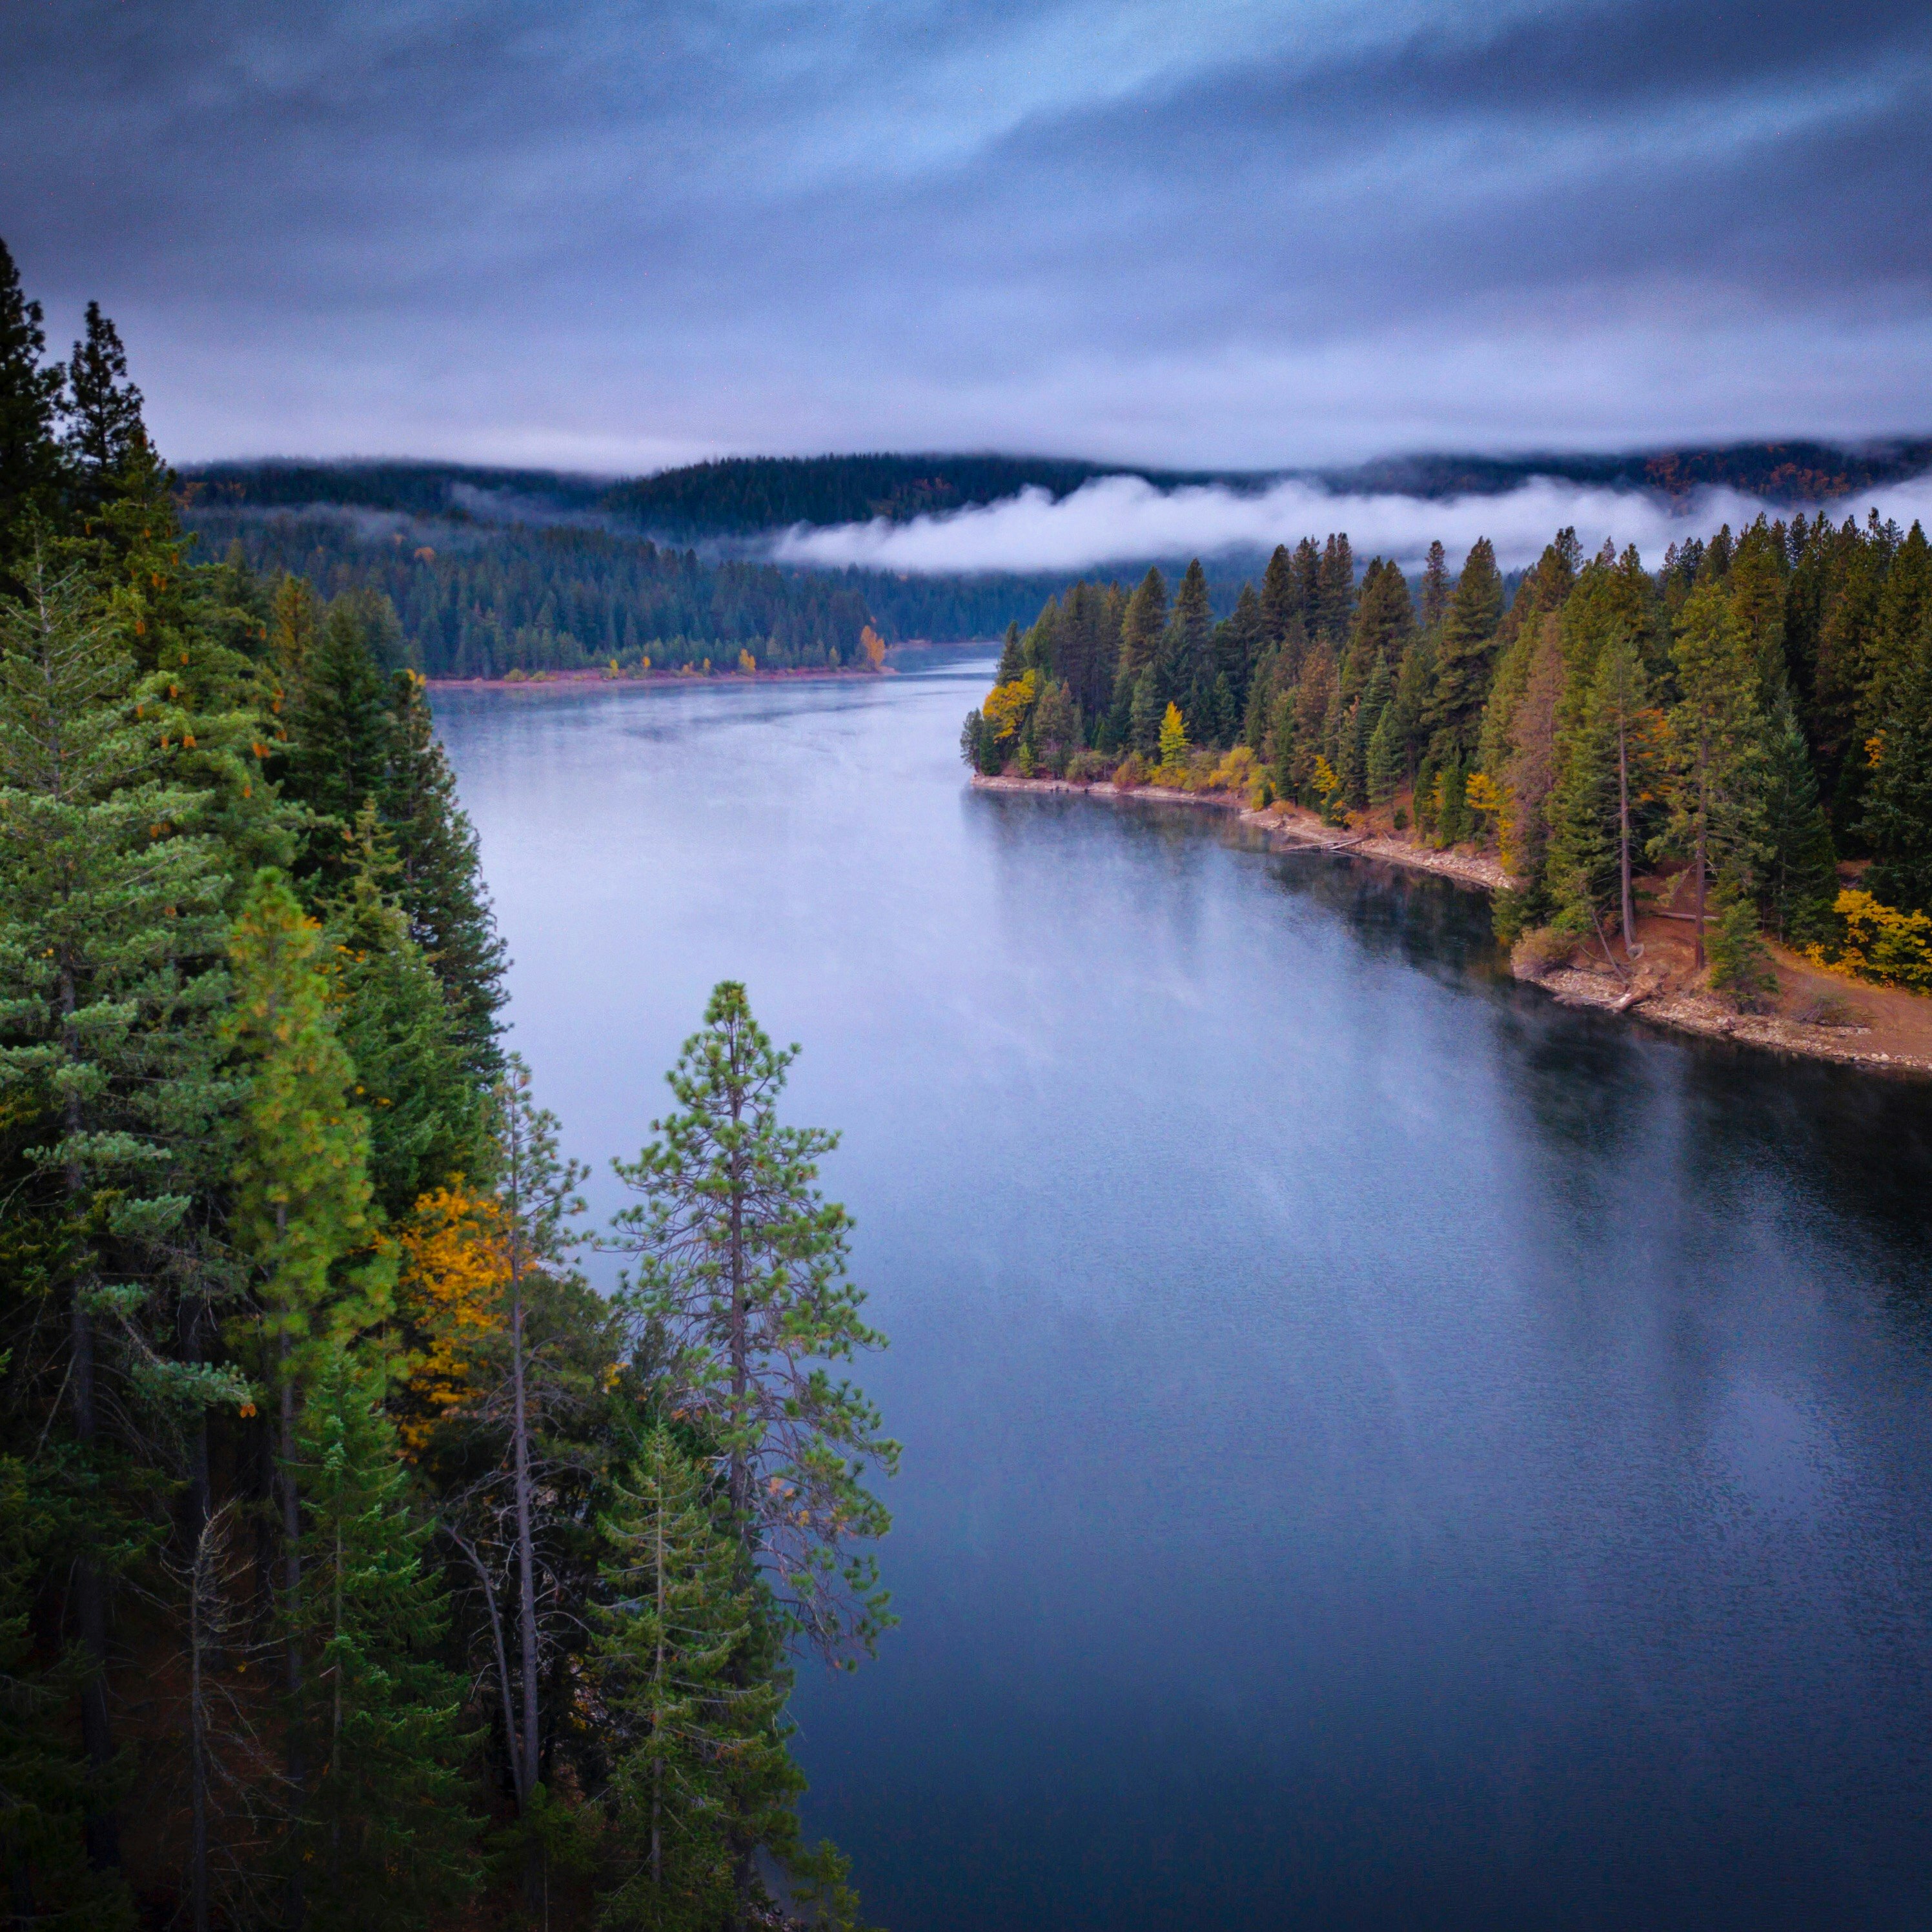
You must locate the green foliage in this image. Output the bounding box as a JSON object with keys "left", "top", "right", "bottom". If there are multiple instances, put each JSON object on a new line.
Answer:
{"left": 0, "top": 1455, "right": 133, "bottom": 1932}
{"left": 609, "top": 983, "right": 897, "bottom": 1665}
{"left": 592, "top": 1426, "right": 800, "bottom": 1931}
{"left": 226, "top": 869, "right": 394, "bottom": 1374}
{"left": 288, "top": 1347, "right": 478, "bottom": 1928}
{"left": 384, "top": 668, "right": 508, "bottom": 1071}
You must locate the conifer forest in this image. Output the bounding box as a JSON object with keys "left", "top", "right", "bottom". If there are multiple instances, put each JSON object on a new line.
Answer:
{"left": 0, "top": 245, "right": 896, "bottom": 1929}
{"left": 961, "top": 520, "right": 1932, "bottom": 1000}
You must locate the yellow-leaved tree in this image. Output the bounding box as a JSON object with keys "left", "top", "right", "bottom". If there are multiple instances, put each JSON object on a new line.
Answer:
{"left": 392, "top": 1182, "right": 507, "bottom": 1456}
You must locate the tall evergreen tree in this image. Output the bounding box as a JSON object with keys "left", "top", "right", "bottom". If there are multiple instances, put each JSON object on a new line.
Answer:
{"left": 1316, "top": 534, "right": 1356, "bottom": 646}
{"left": 285, "top": 602, "right": 396, "bottom": 875}
{"left": 288, "top": 1348, "right": 476, "bottom": 1931}
{"left": 1757, "top": 693, "right": 1839, "bottom": 941}
{"left": 227, "top": 868, "right": 395, "bottom": 1921}
{"left": 592, "top": 1427, "right": 799, "bottom": 1932}
{"left": 1429, "top": 538, "right": 1504, "bottom": 755}
{"left": 0, "top": 238, "right": 66, "bottom": 582}
{"left": 1117, "top": 567, "right": 1168, "bottom": 686}
{"left": 1259, "top": 544, "right": 1297, "bottom": 651}
{"left": 1657, "top": 582, "right": 1771, "bottom": 968}
{"left": 1861, "top": 620, "right": 1932, "bottom": 916}
{"left": 0, "top": 558, "right": 241, "bottom": 1875}
{"left": 608, "top": 984, "right": 896, "bottom": 1665}
{"left": 384, "top": 670, "right": 507, "bottom": 1072}
{"left": 61, "top": 305, "right": 146, "bottom": 516}
{"left": 1419, "top": 540, "right": 1450, "bottom": 633}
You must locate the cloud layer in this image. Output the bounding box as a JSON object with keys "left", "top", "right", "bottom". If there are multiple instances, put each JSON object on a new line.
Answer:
{"left": 1, "top": 0, "right": 1928, "bottom": 467}
{"left": 773, "top": 471, "right": 1932, "bottom": 576}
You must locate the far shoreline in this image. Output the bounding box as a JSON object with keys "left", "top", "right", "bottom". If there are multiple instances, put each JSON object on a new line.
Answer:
{"left": 428, "top": 664, "right": 897, "bottom": 691}
{"left": 971, "top": 772, "right": 1932, "bottom": 1079}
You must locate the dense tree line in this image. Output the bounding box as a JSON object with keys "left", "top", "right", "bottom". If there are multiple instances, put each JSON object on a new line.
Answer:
{"left": 183, "top": 505, "right": 1138, "bottom": 673}
{"left": 183, "top": 511, "right": 877, "bottom": 679}
{"left": 0, "top": 239, "right": 891, "bottom": 1929}
{"left": 964, "top": 516, "right": 1932, "bottom": 995}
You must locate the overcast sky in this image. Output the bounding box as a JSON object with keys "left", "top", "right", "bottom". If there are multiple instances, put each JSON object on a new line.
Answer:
{"left": 3, "top": 0, "right": 1928, "bottom": 473}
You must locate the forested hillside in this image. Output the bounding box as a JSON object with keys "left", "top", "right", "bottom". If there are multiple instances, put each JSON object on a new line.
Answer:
{"left": 0, "top": 241, "right": 891, "bottom": 1929}
{"left": 964, "top": 517, "right": 1932, "bottom": 995}
{"left": 185, "top": 507, "right": 878, "bottom": 677}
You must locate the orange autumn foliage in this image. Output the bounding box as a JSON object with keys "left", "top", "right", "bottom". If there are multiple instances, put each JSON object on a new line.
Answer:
{"left": 392, "top": 1182, "right": 507, "bottom": 1454}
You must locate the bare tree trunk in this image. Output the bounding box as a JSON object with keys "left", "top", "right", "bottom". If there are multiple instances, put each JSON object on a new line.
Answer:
{"left": 280, "top": 1313, "right": 304, "bottom": 1932}
{"left": 1617, "top": 713, "right": 1636, "bottom": 953}
{"left": 188, "top": 1512, "right": 219, "bottom": 1932}
{"left": 449, "top": 1529, "right": 523, "bottom": 1807}
{"left": 1693, "top": 739, "right": 1709, "bottom": 971}
{"left": 505, "top": 1124, "right": 544, "bottom": 1913}
{"left": 724, "top": 1052, "right": 755, "bottom": 1932}
{"left": 651, "top": 1479, "right": 665, "bottom": 1893}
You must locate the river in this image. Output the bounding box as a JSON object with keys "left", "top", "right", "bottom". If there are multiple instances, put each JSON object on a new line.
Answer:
{"left": 434, "top": 651, "right": 1932, "bottom": 1932}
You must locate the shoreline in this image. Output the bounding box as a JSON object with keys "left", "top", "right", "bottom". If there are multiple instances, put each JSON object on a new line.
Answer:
{"left": 428, "top": 664, "right": 892, "bottom": 691}
{"left": 971, "top": 772, "right": 1932, "bottom": 1078}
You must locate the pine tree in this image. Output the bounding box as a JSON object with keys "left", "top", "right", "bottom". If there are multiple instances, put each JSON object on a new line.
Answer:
{"left": 326, "top": 809, "right": 491, "bottom": 1217}
{"left": 0, "top": 558, "right": 240, "bottom": 1874}
{"left": 1117, "top": 568, "right": 1167, "bottom": 686}
{"left": 226, "top": 868, "right": 395, "bottom": 1914}
{"left": 384, "top": 670, "right": 508, "bottom": 1073}
{"left": 1861, "top": 627, "right": 1932, "bottom": 916}
{"left": 1259, "top": 545, "right": 1297, "bottom": 649}
{"left": 1128, "top": 667, "right": 1161, "bottom": 759}
{"left": 1546, "top": 631, "right": 1655, "bottom": 956}
{"left": 608, "top": 984, "right": 896, "bottom": 1666}
{"left": 285, "top": 602, "right": 396, "bottom": 875}
{"left": 1157, "top": 701, "right": 1189, "bottom": 773}
{"left": 1419, "top": 540, "right": 1450, "bottom": 633}
{"left": 289, "top": 1348, "right": 477, "bottom": 1931}
{"left": 61, "top": 305, "right": 145, "bottom": 515}
{"left": 0, "top": 238, "right": 66, "bottom": 583}
{"left": 592, "top": 1427, "right": 800, "bottom": 1932}
{"left": 1430, "top": 538, "right": 1504, "bottom": 754}
{"left": 1758, "top": 693, "right": 1838, "bottom": 941}
{"left": 993, "top": 623, "right": 1023, "bottom": 686}
{"left": 1170, "top": 560, "right": 1212, "bottom": 703}
{"left": 1312, "top": 534, "right": 1354, "bottom": 646}
{"left": 1657, "top": 582, "right": 1772, "bottom": 969}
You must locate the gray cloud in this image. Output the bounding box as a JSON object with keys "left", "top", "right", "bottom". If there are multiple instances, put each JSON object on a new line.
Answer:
{"left": 1, "top": 0, "right": 1926, "bottom": 467}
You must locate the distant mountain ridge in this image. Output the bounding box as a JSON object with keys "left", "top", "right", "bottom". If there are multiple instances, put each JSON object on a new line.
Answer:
{"left": 180, "top": 438, "right": 1932, "bottom": 544}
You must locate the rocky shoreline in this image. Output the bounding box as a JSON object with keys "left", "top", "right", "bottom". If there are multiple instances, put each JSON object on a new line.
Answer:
{"left": 970, "top": 772, "right": 1932, "bottom": 1077}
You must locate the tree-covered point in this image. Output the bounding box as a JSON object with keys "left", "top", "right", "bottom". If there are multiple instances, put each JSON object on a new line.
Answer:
{"left": 0, "top": 236, "right": 891, "bottom": 1931}
{"left": 964, "top": 513, "right": 1932, "bottom": 997}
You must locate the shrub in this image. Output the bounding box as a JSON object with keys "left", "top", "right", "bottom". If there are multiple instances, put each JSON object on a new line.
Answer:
{"left": 502, "top": 666, "right": 527, "bottom": 683}
{"left": 1790, "top": 988, "right": 1869, "bottom": 1028}
{"left": 1209, "top": 745, "right": 1257, "bottom": 794}
{"left": 1392, "top": 806, "right": 1408, "bottom": 831}
{"left": 1112, "top": 752, "right": 1148, "bottom": 789}
{"left": 1813, "top": 889, "right": 1932, "bottom": 991}
{"left": 1707, "top": 897, "right": 1778, "bottom": 1010}
{"left": 1510, "top": 926, "right": 1576, "bottom": 977}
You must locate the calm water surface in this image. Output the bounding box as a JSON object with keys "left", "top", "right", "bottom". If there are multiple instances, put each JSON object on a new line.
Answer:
{"left": 436, "top": 655, "right": 1932, "bottom": 1932}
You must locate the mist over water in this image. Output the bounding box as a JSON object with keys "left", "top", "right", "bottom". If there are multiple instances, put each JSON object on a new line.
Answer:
{"left": 436, "top": 653, "right": 1932, "bottom": 1932}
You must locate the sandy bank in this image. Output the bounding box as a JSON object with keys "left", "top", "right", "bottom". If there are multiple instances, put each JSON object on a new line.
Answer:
{"left": 970, "top": 772, "right": 1932, "bottom": 1077}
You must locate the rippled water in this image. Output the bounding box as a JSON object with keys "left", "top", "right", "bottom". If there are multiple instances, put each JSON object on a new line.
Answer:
{"left": 435, "top": 652, "right": 1932, "bottom": 1932}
